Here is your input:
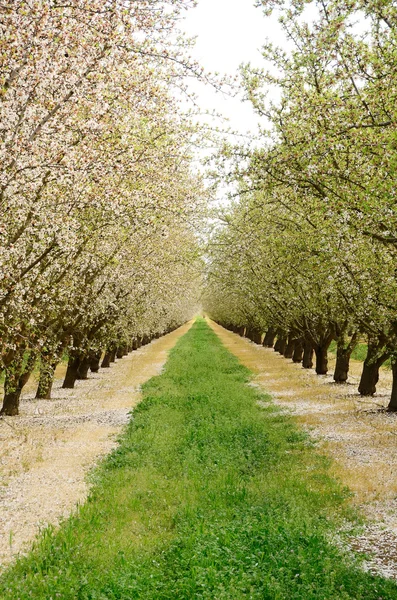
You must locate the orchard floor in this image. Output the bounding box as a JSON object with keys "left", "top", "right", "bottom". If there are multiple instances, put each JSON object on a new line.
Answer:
{"left": 0, "top": 321, "right": 192, "bottom": 567}
{"left": 208, "top": 319, "right": 397, "bottom": 580}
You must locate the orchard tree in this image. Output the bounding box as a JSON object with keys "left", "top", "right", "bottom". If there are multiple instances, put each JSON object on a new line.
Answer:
{"left": 206, "top": 0, "right": 397, "bottom": 408}
{"left": 0, "top": 0, "right": 208, "bottom": 415}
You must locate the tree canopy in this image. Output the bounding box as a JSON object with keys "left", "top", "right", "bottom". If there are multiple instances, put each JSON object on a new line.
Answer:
{"left": 205, "top": 0, "right": 397, "bottom": 409}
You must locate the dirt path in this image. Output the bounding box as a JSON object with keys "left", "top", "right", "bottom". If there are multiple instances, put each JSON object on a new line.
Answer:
{"left": 208, "top": 319, "right": 397, "bottom": 579}
{"left": 0, "top": 322, "right": 192, "bottom": 567}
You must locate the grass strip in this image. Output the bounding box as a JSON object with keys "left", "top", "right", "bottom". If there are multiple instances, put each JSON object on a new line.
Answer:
{"left": 1, "top": 318, "right": 396, "bottom": 599}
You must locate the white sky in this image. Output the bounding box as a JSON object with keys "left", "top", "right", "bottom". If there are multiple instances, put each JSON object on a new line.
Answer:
{"left": 180, "top": 0, "right": 284, "bottom": 136}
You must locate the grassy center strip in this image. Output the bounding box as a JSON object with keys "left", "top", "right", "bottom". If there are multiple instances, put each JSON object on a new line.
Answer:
{"left": 1, "top": 319, "right": 396, "bottom": 599}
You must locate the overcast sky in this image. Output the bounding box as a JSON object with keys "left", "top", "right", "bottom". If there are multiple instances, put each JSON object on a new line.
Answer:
{"left": 180, "top": 0, "right": 283, "bottom": 136}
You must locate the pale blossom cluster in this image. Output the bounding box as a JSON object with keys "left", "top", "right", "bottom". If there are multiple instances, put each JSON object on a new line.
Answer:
{"left": 0, "top": 0, "right": 205, "bottom": 415}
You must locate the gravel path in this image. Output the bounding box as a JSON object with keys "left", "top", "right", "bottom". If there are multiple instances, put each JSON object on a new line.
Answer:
{"left": 209, "top": 319, "right": 397, "bottom": 581}
{"left": 0, "top": 322, "right": 192, "bottom": 567}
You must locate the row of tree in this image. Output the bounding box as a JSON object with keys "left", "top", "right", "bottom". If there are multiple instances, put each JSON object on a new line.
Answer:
{"left": 0, "top": 0, "right": 204, "bottom": 415}
{"left": 205, "top": 0, "right": 397, "bottom": 409}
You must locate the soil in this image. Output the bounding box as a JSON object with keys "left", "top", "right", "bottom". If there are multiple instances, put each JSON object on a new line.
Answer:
{"left": 208, "top": 319, "right": 397, "bottom": 581}
{"left": 0, "top": 322, "right": 192, "bottom": 567}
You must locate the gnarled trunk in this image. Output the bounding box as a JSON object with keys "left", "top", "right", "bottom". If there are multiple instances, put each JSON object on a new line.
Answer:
{"left": 314, "top": 344, "right": 329, "bottom": 375}
{"left": 77, "top": 356, "right": 90, "bottom": 380}
{"left": 333, "top": 352, "right": 350, "bottom": 383}
{"left": 245, "top": 328, "right": 254, "bottom": 342}
{"left": 101, "top": 351, "right": 111, "bottom": 368}
{"left": 0, "top": 390, "right": 21, "bottom": 415}
{"left": 275, "top": 334, "right": 287, "bottom": 355}
{"left": 246, "top": 327, "right": 262, "bottom": 344}
{"left": 359, "top": 361, "right": 380, "bottom": 396}
{"left": 89, "top": 350, "right": 102, "bottom": 373}
{"left": 36, "top": 358, "right": 58, "bottom": 399}
{"left": 333, "top": 332, "right": 358, "bottom": 384}
{"left": 284, "top": 337, "right": 295, "bottom": 359}
{"left": 263, "top": 327, "right": 276, "bottom": 348}
{"left": 109, "top": 348, "right": 117, "bottom": 362}
{"left": 358, "top": 341, "right": 390, "bottom": 396}
{"left": 302, "top": 342, "right": 314, "bottom": 369}
{"left": 292, "top": 339, "right": 304, "bottom": 363}
{"left": 1, "top": 352, "right": 36, "bottom": 416}
{"left": 62, "top": 355, "right": 80, "bottom": 389}
{"left": 116, "top": 347, "right": 124, "bottom": 359}
{"left": 132, "top": 339, "right": 138, "bottom": 351}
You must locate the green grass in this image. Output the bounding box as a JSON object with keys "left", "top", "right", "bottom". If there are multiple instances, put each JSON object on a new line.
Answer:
{"left": 329, "top": 341, "right": 391, "bottom": 368}
{"left": 1, "top": 319, "right": 396, "bottom": 599}
{"left": 328, "top": 341, "right": 369, "bottom": 362}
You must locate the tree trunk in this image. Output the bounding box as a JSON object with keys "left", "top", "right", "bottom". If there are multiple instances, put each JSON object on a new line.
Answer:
{"left": 333, "top": 351, "right": 350, "bottom": 383}
{"left": 62, "top": 355, "right": 81, "bottom": 389}
{"left": 245, "top": 328, "right": 261, "bottom": 344}
{"left": 284, "top": 337, "right": 295, "bottom": 359}
{"left": 253, "top": 329, "right": 262, "bottom": 345}
{"left": 237, "top": 326, "right": 245, "bottom": 337}
{"left": 132, "top": 339, "right": 138, "bottom": 351}
{"left": 0, "top": 388, "right": 22, "bottom": 416}
{"left": 333, "top": 332, "right": 357, "bottom": 383}
{"left": 263, "top": 328, "right": 276, "bottom": 348}
{"left": 245, "top": 328, "right": 253, "bottom": 341}
{"left": 358, "top": 342, "right": 389, "bottom": 396}
{"left": 314, "top": 344, "right": 329, "bottom": 375}
{"left": 246, "top": 327, "right": 257, "bottom": 343}
{"left": 101, "top": 351, "right": 111, "bottom": 368}
{"left": 292, "top": 339, "right": 304, "bottom": 363}
{"left": 116, "top": 347, "right": 124, "bottom": 359}
{"left": 77, "top": 356, "right": 90, "bottom": 380}
{"left": 302, "top": 342, "right": 314, "bottom": 369}
{"left": 0, "top": 353, "right": 35, "bottom": 416}
{"left": 359, "top": 361, "right": 380, "bottom": 396}
{"left": 89, "top": 350, "right": 102, "bottom": 373}
{"left": 275, "top": 335, "right": 287, "bottom": 355}
{"left": 109, "top": 348, "right": 117, "bottom": 362}
{"left": 36, "top": 359, "right": 58, "bottom": 399}
{"left": 387, "top": 359, "right": 397, "bottom": 411}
